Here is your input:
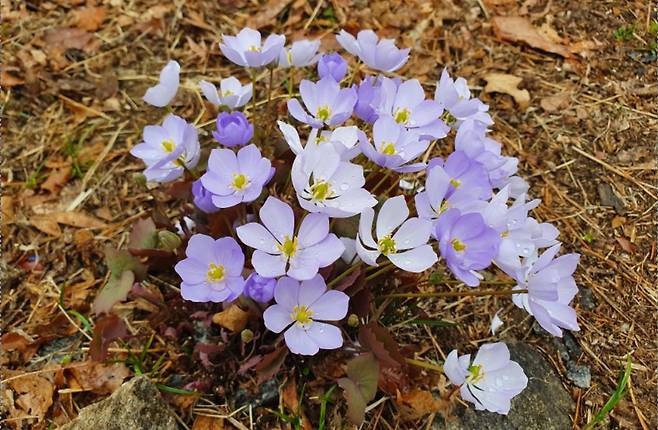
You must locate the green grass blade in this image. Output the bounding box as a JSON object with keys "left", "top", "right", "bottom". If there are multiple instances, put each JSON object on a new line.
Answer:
{"left": 583, "top": 354, "right": 632, "bottom": 430}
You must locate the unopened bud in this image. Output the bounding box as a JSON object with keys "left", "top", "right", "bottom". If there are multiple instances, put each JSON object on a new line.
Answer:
{"left": 241, "top": 328, "right": 254, "bottom": 343}
{"left": 347, "top": 314, "right": 360, "bottom": 327}
{"left": 157, "top": 230, "right": 182, "bottom": 251}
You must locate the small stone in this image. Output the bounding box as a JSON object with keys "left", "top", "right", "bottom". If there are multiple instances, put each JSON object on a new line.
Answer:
{"left": 579, "top": 287, "right": 596, "bottom": 311}
{"left": 61, "top": 376, "right": 177, "bottom": 430}
{"left": 566, "top": 362, "right": 591, "bottom": 388}
{"left": 563, "top": 332, "right": 582, "bottom": 359}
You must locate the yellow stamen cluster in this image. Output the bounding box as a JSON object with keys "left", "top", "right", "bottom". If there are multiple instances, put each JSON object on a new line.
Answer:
{"left": 378, "top": 235, "right": 397, "bottom": 255}
{"left": 290, "top": 305, "right": 314, "bottom": 326}
{"left": 316, "top": 106, "right": 331, "bottom": 122}
{"left": 232, "top": 173, "right": 249, "bottom": 191}
{"left": 440, "top": 110, "right": 457, "bottom": 125}
{"left": 161, "top": 138, "right": 176, "bottom": 153}
{"left": 451, "top": 238, "right": 467, "bottom": 252}
{"left": 381, "top": 142, "right": 396, "bottom": 155}
{"left": 310, "top": 181, "right": 332, "bottom": 201}
{"left": 466, "top": 364, "right": 484, "bottom": 384}
{"left": 394, "top": 107, "right": 411, "bottom": 124}
{"left": 207, "top": 263, "right": 225, "bottom": 283}
{"left": 278, "top": 235, "right": 299, "bottom": 258}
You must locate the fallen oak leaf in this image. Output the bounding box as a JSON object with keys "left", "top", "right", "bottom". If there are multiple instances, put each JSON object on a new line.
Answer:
{"left": 395, "top": 389, "right": 448, "bottom": 421}
{"left": 483, "top": 73, "right": 530, "bottom": 110}
{"left": 67, "top": 362, "right": 131, "bottom": 394}
{"left": 7, "top": 372, "right": 54, "bottom": 421}
{"left": 51, "top": 211, "right": 107, "bottom": 229}
{"left": 41, "top": 167, "right": 71, "bottom": 194}
{"left": 540, "top": 92, "right": 571, "bottom": 112}
{"left": 71, "top": 6, "right": 107, "bottom": 32}
{"left": 492, "top": 16, "right": 572, "bottom": 58}
{"left": 30, "top": 216, "right": 63, "bottom": 236}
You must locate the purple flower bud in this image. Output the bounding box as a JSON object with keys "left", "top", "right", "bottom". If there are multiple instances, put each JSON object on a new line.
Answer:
{"left": 244, "top": 273, "right": 276, "bottom": 303}
{"left": 353, "top": 77, "right": 379, "bottom": 123}
{"left": 212, "top": 112, "right": 254, "bottom": 147}
{"left": 191, "top": 180, "right": 220, "bottom": 213}
{"left": 317, "top": 53, "right": 348, "bottom": 81}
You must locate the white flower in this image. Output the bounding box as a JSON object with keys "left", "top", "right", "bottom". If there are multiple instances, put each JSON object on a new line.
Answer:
{"left": 199, "top": 77, "right": 252, "bottom": 109}
{"left": 356, "top": 195, "right": 437, "bottom": 272}
{"left": 143, "top": 60, "right": 180, "bottom": 107}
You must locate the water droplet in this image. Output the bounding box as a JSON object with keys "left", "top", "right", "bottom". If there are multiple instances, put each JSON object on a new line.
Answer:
{"left": 340, "top": 182, "right": 349, "bottom": 190}
{"left": 403, "top": 239, "right": 410, "bottom": 245}
{"left": 398, "top": 151, "right": 406, "bottom": 158}
{"left": 521, "top": 247, "right": 530, "bottom": 255}
{"left": 259, "top": 238, "right": 265, "bottom": 245}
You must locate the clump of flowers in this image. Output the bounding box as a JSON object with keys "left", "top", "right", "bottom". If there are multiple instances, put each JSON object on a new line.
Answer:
{"left": 125, "top": 27, "right": 582, "bottom": 423}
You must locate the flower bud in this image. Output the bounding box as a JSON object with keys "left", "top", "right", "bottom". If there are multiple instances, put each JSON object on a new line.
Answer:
{"left": 157, "top": 230, "right": 182, "bottom": 251}
{"left": 241, "top": 328, "right": 254, "bottom": 343}
{"left": 243, "top": 273, "right": 276, "bottom": 303}
{"left": 347, "top": 314, "right": 360, "bottom": 327}
{"left": 212, "top": 111, "right": 254, "bottom": 147}
{"left": 317, "top": 53, "right": 348, "bottom": 82}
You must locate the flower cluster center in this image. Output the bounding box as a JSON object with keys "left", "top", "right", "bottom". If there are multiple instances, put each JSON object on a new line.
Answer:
{"left": 381, "top": 142, "right": 397, "bottom": 155}
{"left": 394, "top": 107, "right": 411, "bottom": 124}
{"left": 278, "top": 235, "right": 299, "bottom": 258}
{"left": 248, "top": 45, "right": 261, "bottom": 52}
{"left": 310, "top": 180, "right": 332, "bottom": 201}
{"left": 316, "top": 105, "right": 332, "bottom": 122}
{"left": 161, "top": 138, "right": 176, "bottom": 153}
{"left": 290, "top": 305, "right": 314, "bottom": 325}
{"left": 466, "top": 364, "right": 484, "bottom": 384}
{"left": 378, "top": 235, "right": 397, "bottom": 255}
{"left": 232, "top": 173, "right": 250, "bottom": 191}
{"left": 451, "top": 238, "right": 467, "bottom": 252}
{"left": 441, "top": 110, "right": 457, "bottom": 125}
{"left": 207, "top": 262, "right": 225, "bottom": 283}
{"left": 449, "top": 178, "right": 461, "bottom": 188}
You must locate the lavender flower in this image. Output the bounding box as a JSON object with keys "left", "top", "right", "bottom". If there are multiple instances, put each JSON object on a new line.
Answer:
{"left": 435, "top": 68, "right": 492, "bottom": 127}
{"left": 287, "top": 77, "right": 357, "bottom": 128}
{"left": 317, "top": 53, "right": 348, "bottom": 81}
{"left": 358, "top": 115, "right": 428, "bottom": 173}
{"left": 336, "top": 29, "right": 409, "bottom": 73}
{"left": 377, "top": 77, "right": 449, "bottom": 140}
{"left": 236, "top": 197, "right": 344, "bottom": 280}
{"left": 213, "top": 112, "right": 254, "bottom": 147}
{"left": 353, "top": 76, "right": 381, "bottom": 123}
{"left": 244, "top": 273, "right": 276, "bottom": 303}
{"left": 511, "top": 244, "right": 580, "bottom": 336}
{"left": 143, "top": 60, "right": 180, "bottom": 107}
{"left": 278, "top": 39, "right": 321, "bottom": 67}
{"left": 356, "top": 195, "right": 437, "bottom": 272}
{"left": 435, "top": 209, "right": 500, "bottom": 286}
{"left": 192, "top": 180, "right": 220, "bottom": 213}
{"left": 130, "top": 114, "right": 200, "bottom": 182}
{"left": 428, "top": 151, "right": 492, "bottom": 200}
{"left": 220, "top": 27, "right": 285, "bottom": 68}
{"left": 199, "top": 77, "right": 252, "bottom": 109}
{"left": 292, "top": 143, "right": 376, "bottom": 217}
{"left": 200, "top": 144, "right": 273, "bottom": 208}
{"left": 415, "top": 164, "right": 476, "bottom": 223}
{"left": 174, "top": 234, "right": 245, "bottom": 303}
{"left": 263, "top": 275, "right": 349, "bottom": 355}
{"left": 444, "top": 343, "right": 528, "bottom": 415}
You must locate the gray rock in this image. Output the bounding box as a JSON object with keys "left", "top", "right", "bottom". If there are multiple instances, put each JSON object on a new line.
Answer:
{"left": 566, "top": 362, "right": 591, "bottom": 388}
{"left": 578, "top": 287, "right": 596, "bottom": 311}
{"left": 61, "top": 376, "right": 178, "bottom": 430}
{"left": 434, "top": 343, "right": 574, "bottom": 430}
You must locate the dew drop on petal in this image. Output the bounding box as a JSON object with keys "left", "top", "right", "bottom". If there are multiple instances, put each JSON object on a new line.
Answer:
{"left": 340, "top": 182, "right": 349, "bottom": 190}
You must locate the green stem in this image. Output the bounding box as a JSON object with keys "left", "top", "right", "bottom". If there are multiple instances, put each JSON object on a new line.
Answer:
{"left": 406, "top": 358, "right": 443, "bottom": 373}
{"left": 365, "top": 263, "right": 396, "bottom": 281}
{"left": 267, "top": 67, "right": 274, "bottom": 105}
{"left": 287, "top": 68, "right": 294, "bottom": 96}
{"left": 250, "top": 70, "right": 258, "bottom": 114}
{"left": 328, "top": 262, "right": 363, "bottom": 287}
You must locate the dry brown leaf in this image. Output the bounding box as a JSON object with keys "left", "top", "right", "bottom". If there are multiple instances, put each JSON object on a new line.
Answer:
{"left": 395, "top": 389, "right": 448, "bottom": 421}
{"left": 72, "top": 6, "right": 107, "bottom": 31}
{"left": 282, "top": 375, "right": 312, "bottom": 429}
{"left": 540, "top": 92, "right": 570, "bottom": 112}
{"left": 247, "top": 0, "right": 292, "bottom": 29}
{"left": 51, "top": 211, "right": 108, "bottom": 229}
{"left": 492, "top": 16, "right": 572, "bottom": 58}
{"left": 43, "top": 27, "right": 94, "bottom": 51}
{"left": 212, "top": 305, "right": 249, "bottom": 332}
{"left": 615, "top": 237, "right": 636, "bottom": 254}
{"left": 1, "top": 69, "right": 25, "bottom": 88}
{"left": 8, "top": 373, "right": 55, "bottom": 420}
{"left": 31, "top": 217, "right": 63, "bottom": 236}
{"left": 41, "top": 167, "right": 71, "bottom": 194}
{"left": 68, "top": 362, "right": 131, "bottom": 395}
{"left": 483, "top": 73, "right": 530, "bottom": 110}
{"left": 611, "top": 216, "right": 625, "bottom": 229}
{"left": 192, "top": 416, "right": 225, "bottom": 430}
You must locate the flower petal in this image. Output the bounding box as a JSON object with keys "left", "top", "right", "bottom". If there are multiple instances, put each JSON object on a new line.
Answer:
{"left": 388, "top": 245, "right": 437, "bottom": 272}
{"left": 376, "top": 195, "right": 409, "bottom": 239}
{"left": 284, "top": 325, "right": 319, "bottom": 355}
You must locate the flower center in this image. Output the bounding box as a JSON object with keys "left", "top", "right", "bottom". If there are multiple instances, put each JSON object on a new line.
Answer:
{"left": 248, "top": 45, "right": 260, "bottom": 52}
{"left": 222, "top": 89, "right": 234, "bottom": 97}
{"left": 290, "top": 305, "right": 314, "bottom": 326}
{"left": 378, "top": 235, "right": 397, "bottom": 255}
{"left": 501, "top": 230, "right": 510, "bottom": 238}
{"left": 161, "top": 138, "right": 176, "bottom": 153}
{"left": 394, "top": 107, "right": 411, "bottom": 124}
{"left": 449, "top": 178, "right": 461, "bottom": 188}
{"left": 232, "top": 173, "right": 250, "bottom": 191}
{"left": 381, "top": 142, "right": 396, "bottom": 155}
{"left": 440, "top": 110, "right": 457, "bottom": 125}
{"left": 277, "top": 235, "right": 299, "bottom": 258}
{"left": 310, "top": 180, "right": 332, "bottom": 201}
{"left": 451, "top": 238, "right": 467, "bottom": 252}
{"left": 207, "top": 263, "right": 225, "bottom": 283}
{"left": 466, "top": 364, "right": 484, "bottom": 384}
{"left": 316, "top": 105, "right": 332, "bottom": 122}
{"left": 315, "top": 134, "right": 328, "bottom": 145}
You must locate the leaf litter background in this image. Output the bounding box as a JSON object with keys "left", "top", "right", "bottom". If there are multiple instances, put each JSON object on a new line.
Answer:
{"left": 1, "top": 0, "right": 656, "bottom": 428}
